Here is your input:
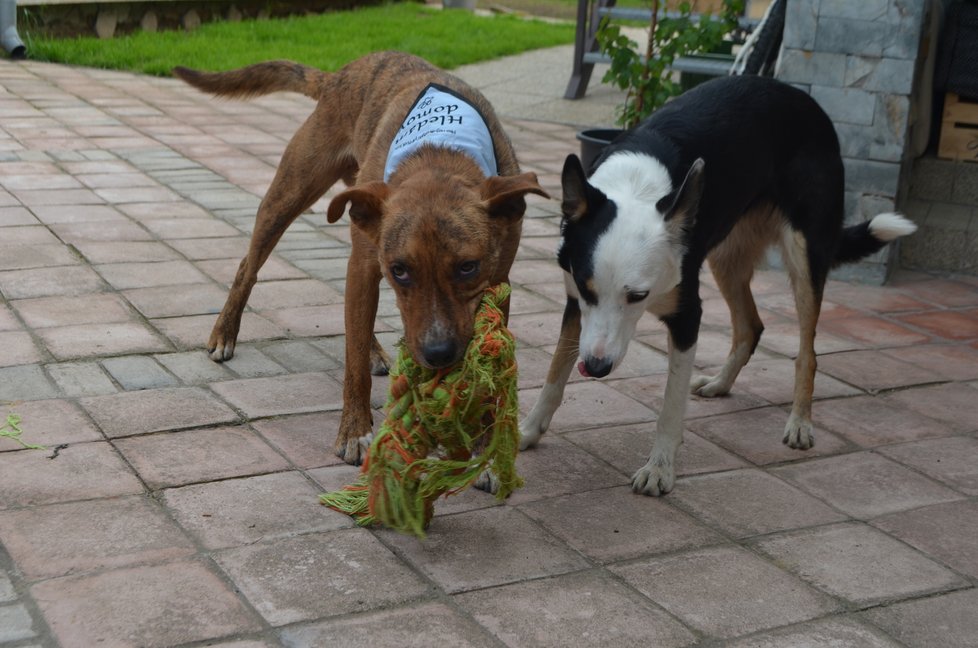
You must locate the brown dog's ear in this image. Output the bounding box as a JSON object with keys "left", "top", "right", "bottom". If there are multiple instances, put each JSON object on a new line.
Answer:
{"left": 658, "top": 158, "right": 704, "bottom": 238}
{"left": 480, "top": 172, "right": 550, "bottom": 220}
{"left": 326, "top": 181, "right": 390, "bottom": 241}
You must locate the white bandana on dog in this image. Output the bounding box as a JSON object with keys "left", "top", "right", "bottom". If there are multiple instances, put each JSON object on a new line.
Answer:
{"left": 384, "top": 83, "right": 497, "bottom": 182}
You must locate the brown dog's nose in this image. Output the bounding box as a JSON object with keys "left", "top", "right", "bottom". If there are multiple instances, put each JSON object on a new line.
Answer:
{"left": 422, "top": 339, "right": 459, "bottom": 368}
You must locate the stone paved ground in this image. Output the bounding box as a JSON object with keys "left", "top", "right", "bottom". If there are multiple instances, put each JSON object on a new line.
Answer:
{"left": 1, "top": 54, "right": 977, "bottom": 648}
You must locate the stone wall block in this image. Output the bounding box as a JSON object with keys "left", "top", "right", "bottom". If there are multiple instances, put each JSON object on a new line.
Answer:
{"left": 818, "top": 0, "right": 887, "bottom": 21}
{"left": 844, "top": 158, "right": 901, "bottom": 195}
{"left": 811, "top": 85, "right": 876, "bottom": 125}
{"left": 783, "top": 0, "right": 819, "bottom": 50}
{"left": 815, "top": 18, "right": 888, "bottom": 57}
{"left": 777, "top": 48, "right": 847, "bottom": 87}
{"left": 845, "top": 56, "right": 915, "bottom": 95}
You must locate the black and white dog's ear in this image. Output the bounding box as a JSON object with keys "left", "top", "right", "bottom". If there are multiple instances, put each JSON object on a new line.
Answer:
{"left": 560, "top": 154, "right": 591, "bottom": 222}
{"left": 658, "top": 157, "right": 704, "bottom": 234}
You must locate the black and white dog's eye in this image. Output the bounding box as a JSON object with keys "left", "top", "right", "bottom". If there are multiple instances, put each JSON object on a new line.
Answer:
{"left": 626, "top": 291, "right": 649, "bottom": 304}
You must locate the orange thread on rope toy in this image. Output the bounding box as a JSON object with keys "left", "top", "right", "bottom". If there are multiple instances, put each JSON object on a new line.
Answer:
{"left": 319, "top": 284, "right": 522, "bottom": 538}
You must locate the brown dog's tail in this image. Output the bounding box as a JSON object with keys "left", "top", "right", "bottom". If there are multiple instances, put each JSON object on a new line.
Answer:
{"left": 172, "top": 61, "right": 326, "bottom": 100}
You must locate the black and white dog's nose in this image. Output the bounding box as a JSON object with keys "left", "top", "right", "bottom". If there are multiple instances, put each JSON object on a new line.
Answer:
{"left": 582, "top": 355, "right": 613, "bottom": 378}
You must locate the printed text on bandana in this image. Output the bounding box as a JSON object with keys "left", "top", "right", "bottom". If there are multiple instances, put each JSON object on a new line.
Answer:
{"left": 384, "top": 85, "right": 497, "bottom": 182}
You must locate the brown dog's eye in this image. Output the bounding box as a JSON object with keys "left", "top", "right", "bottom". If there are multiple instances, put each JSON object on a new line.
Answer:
{"left": 458, "top": 261, "right": 480, "bottom": 279}
{"left": 390, "top": 263, "right": 410, "bottom": 286}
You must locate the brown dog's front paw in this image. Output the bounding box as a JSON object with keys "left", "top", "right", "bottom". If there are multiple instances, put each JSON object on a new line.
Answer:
{"left": 207, "top": 319, "right": 240, "bottom": 363}
{"left": 334, "top": 433, "right": 372, "bottom": 465}
{"left": 334, "top": 417, "right": 373, "bottom": 465}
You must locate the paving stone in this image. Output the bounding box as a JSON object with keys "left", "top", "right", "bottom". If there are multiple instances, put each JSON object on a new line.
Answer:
{"left": 154, "top": 350, "right": 234, "bottom": 384}
{"left": 36, "top": 321, "right": 171, "bottom": 360}
{"left": 162, "top": 471, "right": 351, "bottom": 549}
{"left": 668, "top": 469, "right": 847, "bottom": 538}
{"left": 378, "top": 507, "right": 588, "bottom": 593}
{"left": 11, "top": 293, "right": 134, "bottom": 328}
{"left": 101, "top": 355, "right": 179, "bottom": 390}
{"left": 95, "top": 260, "right": 211, "bottom": 289}
{"left": 210, "top": 372, "right": 344, "bottom": 418}
{"left": 81, "top": 386, "right": 238, "bottom": 438}
{"left": 520, "top": 486, "right": 721, "bottom": 563}
{"left": 0, "top": 244, "right": 80, "bottom": 273}
{"left": 73, "top": 240, "right": 180, "bottom": 263}
{"left": 565, "top": 424, "right": 748, "bottom": 478}
{"left": 722, "top": 616, "right": 902, "bottom": 648}
{"left": 0, "top": 364, "right": 58, "bottom": 401}
{"left": 754, "top": 522, "right": 966, "bottom": 606}
{"left": 872, "top": 500, "right": 978, "bottom": 579}
{"left": 612, "top": 545, "right": 837, "bottom": 640}
{"left": 816, "top": 349, "right": 942, "bottom": 391}
{"left": 151, "top": 312, "right": 286, "bottom": 350}
{"left": 0, "top": 441, "right": 142, "bottom": 508}
{"left": 455, "top": 570, "right": 697, "bottom": 648}
{"left": 115, "top": 425, "right": 288, "bottom": 489}
{"left": 46, "top": 361, "right": 118, "bottom": 397}
{"left": 0, "top": 330, "right": 41, "bottom": 367}
{"left": 280, "top": 601, "right": 498, "bottom": 648}
{"left": 505, "top": 436, "right": 626, "bottom": 505}
{"left": 123, "top": 283, "right": 230, "bottom": 318}
{"left": 881, "top": 343, "right": 978, "bottom": 381}
{"left": 260, "top": 339, "right": 340, "bottom": 373}
{"left": 861, "top": 588, "right": 978, "bottom": 648}
{"left": 220, "top": 345, "right": 287, "bottom": 378}
{"left": 0, "top": 399, "right": 101, "bottom": 452}
{"left": 611, "top": 371, "right": 772, "bottom": 420}
{"left": 687, "top": 406, "right": 852, "bottom": 465}
{"left": 260, "top": 303, "right": 350, "bottom": 337}
{"left": 725, "top": 359, "right": 862, "bottom": 405}
{"left": 31, "top": 560, "right": 261, "bottom": 648}
{"left": 884, "top": 383, "right": 978, "bottom": 431}
{"left": 0, "top": 574, "right": 13, "bottom": 603}
{"left": 0, "top": 603, "right": 36, "bottom": 642}
{"left": 214, "top": 529, "right": 431, "bottom": 626}
{"left": 0, "top": 265, "right": 102, "bottom": 299}
{"left": 811, "top": 395, "right": 953, "bottom": 447}
{"left": 518, "top": 381, "right": 656, "bottom": 434}
{"left": 773, "top": 451, "right": 961, "bottom": 518}
{"left": 878, "top": 436, "right": 978, "bottom": 494}
{"left": 251, "top": 411, "right": 345, "bottom": 469}
{"left": 0, "top": 495, "right": 195, "bottom": 580}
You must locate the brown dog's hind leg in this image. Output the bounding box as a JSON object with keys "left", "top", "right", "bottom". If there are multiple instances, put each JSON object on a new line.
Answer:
{"left": 208, "top": 115, "right": 353, "bottom": 361}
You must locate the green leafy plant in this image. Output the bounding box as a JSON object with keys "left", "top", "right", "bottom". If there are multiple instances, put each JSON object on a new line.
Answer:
{"left": 598, "top": 0, "right": 743, "bottom": 128}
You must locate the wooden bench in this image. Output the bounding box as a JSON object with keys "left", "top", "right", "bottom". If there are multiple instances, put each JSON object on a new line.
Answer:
{"left": 565, "top": 0, "right": 760, "bottom": 100}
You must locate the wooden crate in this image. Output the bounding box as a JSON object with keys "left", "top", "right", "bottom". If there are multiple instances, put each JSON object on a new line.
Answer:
{"left": 938, "top": 93, "right": 978, "bottom": 163}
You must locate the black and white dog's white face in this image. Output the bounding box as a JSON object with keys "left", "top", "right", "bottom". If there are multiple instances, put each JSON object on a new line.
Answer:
{"left": 558, "top": 152, "right": 703, "bottom": 378}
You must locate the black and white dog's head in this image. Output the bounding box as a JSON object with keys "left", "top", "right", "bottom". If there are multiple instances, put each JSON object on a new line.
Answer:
{"left": 558, "top": 152, "right": 704, "bottom": 378}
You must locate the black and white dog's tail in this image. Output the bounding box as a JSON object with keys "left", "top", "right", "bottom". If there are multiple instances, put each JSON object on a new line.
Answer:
{"left": 833, "top": 213, "right": 917, "bottom": 266}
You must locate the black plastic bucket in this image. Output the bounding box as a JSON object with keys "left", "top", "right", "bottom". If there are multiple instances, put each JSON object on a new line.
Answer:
{"left": 576, "top": 128, "right": 624, "bottom": 173}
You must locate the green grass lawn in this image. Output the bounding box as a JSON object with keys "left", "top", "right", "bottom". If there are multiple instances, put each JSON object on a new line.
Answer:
{"left": 26, "top": 2, "right": 576, "bottom": 76}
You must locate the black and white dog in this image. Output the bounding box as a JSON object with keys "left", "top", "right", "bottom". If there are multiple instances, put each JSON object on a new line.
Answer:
{"left": 520, "top": 75, "right": 916, "bottom": 496}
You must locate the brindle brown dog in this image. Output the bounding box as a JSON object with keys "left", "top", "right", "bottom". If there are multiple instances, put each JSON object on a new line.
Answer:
{"left": 174, "top": 52, "right": 548, "bottom": 464}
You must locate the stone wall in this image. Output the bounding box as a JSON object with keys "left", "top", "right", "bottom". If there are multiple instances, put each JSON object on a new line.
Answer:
{"left": 775, "top": 0, "right": 929, "bottom": 283}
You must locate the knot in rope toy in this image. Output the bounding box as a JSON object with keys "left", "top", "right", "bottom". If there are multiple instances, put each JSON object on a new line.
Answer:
{"left": 320, "top": 283, "right": 522, "bottom": 538}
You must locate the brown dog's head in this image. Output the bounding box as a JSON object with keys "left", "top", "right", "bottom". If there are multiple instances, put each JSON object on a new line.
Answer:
{"left": 327, "top": 168, "right": 548, "bottom": 369}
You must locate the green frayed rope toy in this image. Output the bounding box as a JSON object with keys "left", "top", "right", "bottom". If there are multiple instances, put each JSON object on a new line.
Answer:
{"left": 320, "top": 283, "right": 522, "bottom": 538}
